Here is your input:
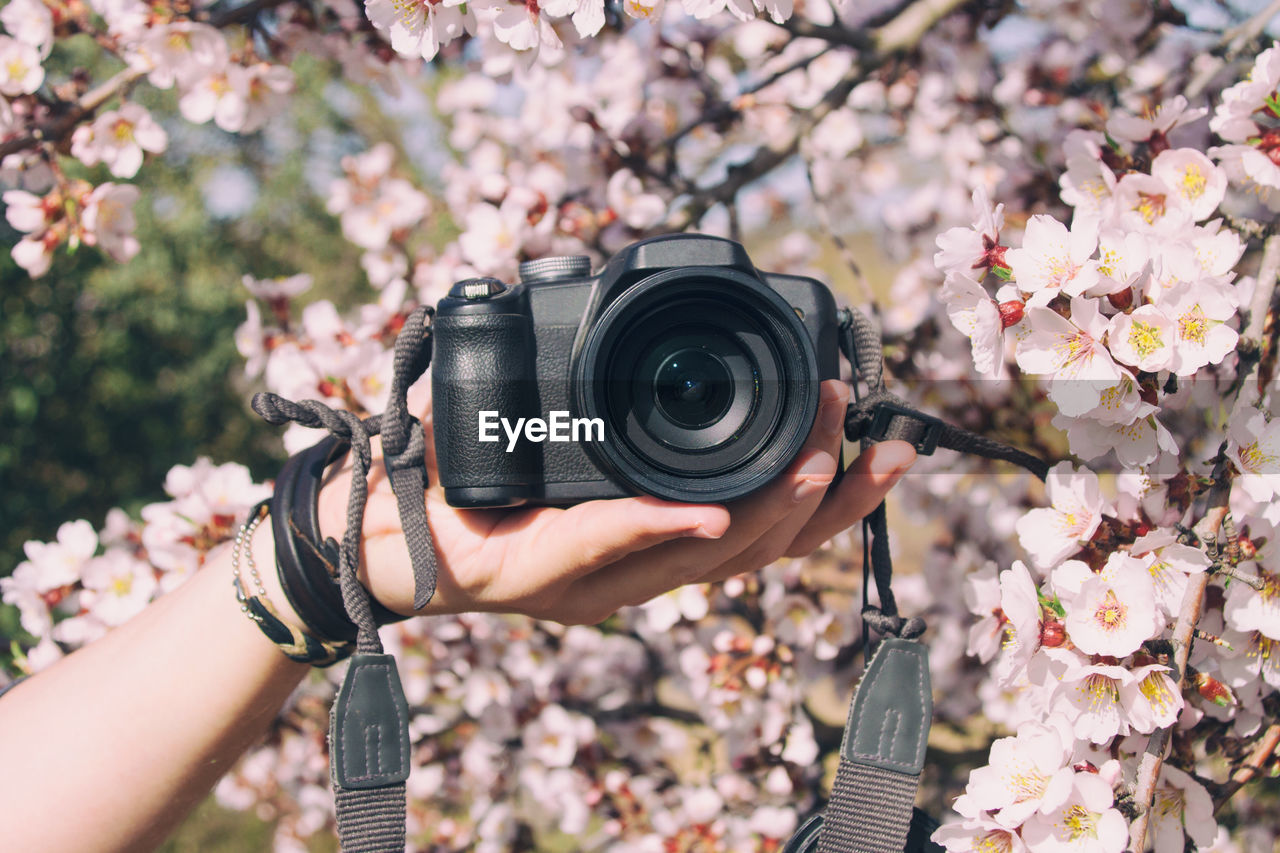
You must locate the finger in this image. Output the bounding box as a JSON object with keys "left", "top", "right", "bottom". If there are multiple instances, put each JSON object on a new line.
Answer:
{"left": 692, "top": 381, "right": 850, "bottom": 583}
{"left": 357, "top": 495, "right": 730, "bottom": 617}
{"left": 567, "top": 381, "right": 851, "bottom": 614}
{"left": 783, "top": 439, "right": 916, "bottom": 557}
{"left": 518, "top": 496, "right": 731, "bottom": 594}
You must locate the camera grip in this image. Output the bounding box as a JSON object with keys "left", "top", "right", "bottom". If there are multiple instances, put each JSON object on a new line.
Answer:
{"left": 431, "top": 313, "right": 539, "bottom": 506}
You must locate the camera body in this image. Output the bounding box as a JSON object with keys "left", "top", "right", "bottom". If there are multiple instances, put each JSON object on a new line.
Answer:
{"left": 431, "top": 234, "right": 841, "bottom": 508}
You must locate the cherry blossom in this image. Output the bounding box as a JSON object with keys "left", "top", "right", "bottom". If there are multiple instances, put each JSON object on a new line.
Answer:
{"left": 1015, "top": 462, "right": 1105, "bottom": 569}
{"left": 0, "top": 35, "right": 43, "bottom": 95}
{"left": 128, "top": 21, "right": 229, "bottom": 90}
{"left": 957, "top": 721, "right": 1074, "bottom": 828}
{"left": 1016, "top": 298, "right": 1122, "bottom": 416}
{"left": 1150, "top": 149, "right": 1226, "bottom": 222}
{"left": 81, "top": 183, "right": 141, "bottom": 263}
{"left": 1020, "top": 772, "right": 1127, "bottom": 852}
{"left": 70, "top": 103, "right": 168, "bottom": 179}
{"left": 1006, "top": 215, "right": 1100, "bottom": 302}
{"left": 1107, "top": 304, "right": 1175, "bottom": 372}
{"left": 0, "top": 0, "right": 53, "bottom": 56}
{"left": 365, "top": 0, "right": 473, "bottom": 61}
{"left": 1226, "top": 408, "right": 1280, "bottom": 502}
{"left": 1146, "top": 764, "right": 1217, "bottom": 853}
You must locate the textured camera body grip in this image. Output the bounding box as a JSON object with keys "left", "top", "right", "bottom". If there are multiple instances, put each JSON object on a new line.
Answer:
{"left": 431, "top": 312, "right": 539, "bottom": 505}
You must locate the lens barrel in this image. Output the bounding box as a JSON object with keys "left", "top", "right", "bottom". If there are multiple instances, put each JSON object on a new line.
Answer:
{"left": 573, "top": 267, "right": 819, "bottom": 503}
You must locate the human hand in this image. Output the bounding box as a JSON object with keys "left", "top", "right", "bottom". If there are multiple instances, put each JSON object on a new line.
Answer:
{"left": 318, "top": 379, "right": 916, "bottom": 626}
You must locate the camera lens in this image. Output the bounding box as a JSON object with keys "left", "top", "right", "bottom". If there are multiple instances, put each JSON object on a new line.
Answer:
{"left": 654, "top": 348, "right": 729, "bottom": 428}
{"left": 574, "top": 266, "right": 819, "bottom": 503}
{"left": 630, "top": 332, "right": 757, "bottom": 451}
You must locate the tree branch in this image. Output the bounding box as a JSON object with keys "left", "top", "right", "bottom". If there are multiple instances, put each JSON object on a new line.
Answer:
{"left": 1129, "top": 233, "right": 1280, "bottom": 852}
{"left": 0, "top": 0, "right": 295, "bottom": 161}
{"left": 659, "top": 0, "right": 966, "bottom": 233}
{"left": 1213, "top": 723, "right": 1280, "bottom": 811}
{"left": 1185, "top": 0, "right": 1280, "bottom": 99}
{"left": 0, "top": 67, "right": 144, "bottom": 160}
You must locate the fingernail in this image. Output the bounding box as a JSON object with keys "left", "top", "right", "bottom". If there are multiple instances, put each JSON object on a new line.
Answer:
{"left": 683, "top": 523, "right": 722, "bottom": 540}
{"left": 793, "top": 453, "right": 835, "bottom": 502}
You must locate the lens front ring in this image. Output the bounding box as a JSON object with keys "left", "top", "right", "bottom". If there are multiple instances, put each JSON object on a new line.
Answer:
{"left": 573, "top": 266, "right": 819, "bottom": 503}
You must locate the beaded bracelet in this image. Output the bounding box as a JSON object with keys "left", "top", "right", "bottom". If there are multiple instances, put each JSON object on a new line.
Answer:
{"left": 232, "top": 501, "right": 355, "bottom": 667}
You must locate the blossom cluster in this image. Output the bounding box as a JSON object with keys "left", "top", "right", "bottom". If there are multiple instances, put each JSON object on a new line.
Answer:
{"left": 929, "top": 49, "right": 1280, "bottom": 853}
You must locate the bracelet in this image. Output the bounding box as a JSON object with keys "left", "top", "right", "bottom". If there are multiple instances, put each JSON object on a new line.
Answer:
{"left": 232, "top": 502, "right": 355, "bottom": 667}
{"left": 269, "top": 436, "right": 409, "bottom": 643}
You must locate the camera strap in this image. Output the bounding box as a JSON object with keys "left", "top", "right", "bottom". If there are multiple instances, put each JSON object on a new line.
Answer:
{"left": 253, "top": 305, "right": 439, "bottom": 853}
{"left": 783, "top": 308, "right": 1051, "bottom": 853}
{"left": 247, "top": 302, "right": 1050, "bottom": 853}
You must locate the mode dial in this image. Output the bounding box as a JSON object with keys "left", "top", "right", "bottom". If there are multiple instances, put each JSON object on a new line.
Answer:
{"left": 518, "top": 256, "right": 592, "bottom": 284}
{"left": 449, "top": 277, "right": 508, "bottom": 300}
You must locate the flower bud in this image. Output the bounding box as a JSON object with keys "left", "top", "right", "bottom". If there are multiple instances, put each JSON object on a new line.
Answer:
{"left": 1108, "top": 288, "right": 1134, "bottom": 311}
{"left": 1040, "top": 620, "right": 1066, "bottom": 647}
{"left": 1194, "top": 672, "right": 1235, "bottom": 707}
{"left": 998, "top": 300, "right": 1025, "bottom": 328}
{"left": 1238, "top": 535, "right": 1258, "bottom": 560}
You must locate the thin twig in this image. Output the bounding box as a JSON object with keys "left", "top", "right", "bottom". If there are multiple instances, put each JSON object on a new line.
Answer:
{"left": 659, "top": 0, "right": 966, "bottom": 233}
{"left": 1128, "top": 233, "right": 1280, "bottom": 852}
{"left": 0, "top": 67, "right": 144, "bottom": 160}
{"left": 1185, "top": 0, "right": 1280, "bottom": 99}
{"left": 0, "top": 0, "right": 294, "bottom": 161}
{"left": 1214, "top": 724, "right": 1280, "bottom": 811}
{"left": 802, "top": 155, "right": 875, "bottom": 306}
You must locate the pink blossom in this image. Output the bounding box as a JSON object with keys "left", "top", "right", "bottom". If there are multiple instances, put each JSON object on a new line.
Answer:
{"left": 365, "top": 0, "right": 472, "bottom": 61}
{"left": 1059, "top": 552, "right": 1160, "bottom": 656}
{"left": 1015, "top": 462, "right": 1105, "bottom": 569}
{"left": 0, "top": 35, "right": 43, "bottom": 95}
{"left": 70, "top": 102, "right": 168, "bottom": 178}
{"left": 1021, "top": 771, "right": 1127, "bottom": 852}
{"left": 1106, "top": 95, "right": 1205, "bottom": 145}
{"left": 1226, "top": 409, "right": 1280, "bottom": 502}
{"left": 933, "top": 815, "right": 1029, "bottom": 852}
{"left": 1006, "top": 215, "right": 1100, "bottom": 300}
{"left": 0, "top": 0, "right": 53, "bottom": 55}
{"left": 960, "top": 721, "right": 1074, "bottom": 827}
{"left": 1107, "top": 304, "right": 1175, "bottom": 373}
{"left": 933, "top": 186, "right": 1005, "bottom": 279}
{"left": 129, "top": 21, "right": 228, "bottom": 90}
{"left": 81, "top": 182, "right": 141, "bottom": 262}
{"left": 1224, "top": 568, "right": 1280, "bottom": 642}
{"left": 80, "top": 550, "right": 159, "bottom": 627}
{"left": 521, "top": 704, "right": 595, "bottom": 768}
{"left": 1148, "top": 765, "right": 1217, "bottom": 853}
{"left": 1122, "top": 664, "right": 1183, "bottom": 733}
{"left": 1016, "top": 297, "right": 1122, "bottom": 415}
{"left": 1151, "top": 149, "right": 1226, "bottom": 222}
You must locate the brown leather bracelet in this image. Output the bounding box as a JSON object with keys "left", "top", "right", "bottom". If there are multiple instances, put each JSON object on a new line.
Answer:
{"left": 269, "top": 435, "right": 409, "bottom": 643}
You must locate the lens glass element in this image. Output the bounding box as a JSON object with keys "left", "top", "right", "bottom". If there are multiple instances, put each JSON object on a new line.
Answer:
{"left": 653, "top": 347, "right": 733, "bottom": 429}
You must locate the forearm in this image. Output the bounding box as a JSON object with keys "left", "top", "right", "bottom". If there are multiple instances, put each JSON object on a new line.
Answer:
{"left": 0, "top": 527, "right": 308, "bottom": 853}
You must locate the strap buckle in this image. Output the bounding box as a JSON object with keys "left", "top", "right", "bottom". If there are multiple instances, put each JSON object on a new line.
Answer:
{"left": 866, "top": 403, "right": 943, "bottom": 456}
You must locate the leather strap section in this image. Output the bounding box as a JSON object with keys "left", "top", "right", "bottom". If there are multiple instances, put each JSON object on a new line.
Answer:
{"left": 330, "top": 654, "right": 412, "bottom": 790}
{"left": 817, "top": 638, "right": 933, "bottom": 853}
{"left": 839, "top": 639, "right": 931, "bottom": 773}
{"left": 271, "top": 437, "right": 407, "bottom": 643}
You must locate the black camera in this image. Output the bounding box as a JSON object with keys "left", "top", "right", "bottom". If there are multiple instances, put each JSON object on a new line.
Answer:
{"left": 431, "top": 234, "right": 841, "bottom": 507}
